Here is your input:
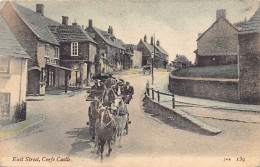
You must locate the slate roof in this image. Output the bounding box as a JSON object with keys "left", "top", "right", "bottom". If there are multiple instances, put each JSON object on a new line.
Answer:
{"left": 50, "top": 25, "right": 96, "bottom": 44}
{"left": 92, "top": 27, "right": 126, "bottom": 50}
{"left": 11, "top": 2, "right": 61, "bottom": 45}
{"left": 155, "top": 45, "right": 169, "bottom": 55}
{"left": 124, "top": 44, "right": 138, "bottom": 50}
{"left": 197, "top": 17, "right": 238, "bottom": 41}
{"left": 0, "top": 14, "right": 30, "bottom": 59}
{"left": 239, "top": 7, "right": 260, "bottom": 34}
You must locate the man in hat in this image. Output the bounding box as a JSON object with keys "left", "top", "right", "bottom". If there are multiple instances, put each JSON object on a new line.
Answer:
{"left": 123, "top": 82, "right": 134, "bottom": 104}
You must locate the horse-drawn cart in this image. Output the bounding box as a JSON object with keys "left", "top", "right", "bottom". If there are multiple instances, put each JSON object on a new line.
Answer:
{"left": 143, "top": 64, "right": 151, "bottom": 75}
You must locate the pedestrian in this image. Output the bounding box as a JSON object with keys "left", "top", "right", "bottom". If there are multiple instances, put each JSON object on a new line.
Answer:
{"left": 124, "top": 82, "right": 134, "bottom": 104}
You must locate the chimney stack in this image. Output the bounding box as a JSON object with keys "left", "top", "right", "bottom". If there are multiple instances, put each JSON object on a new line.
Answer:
{"left": 62, "top": 16, "right": 68, "bottom": 25}
{"left": 144, "top": 35, "right": 147, "bottom": 42}
{"left": 151, "top": 36, "right": 154, "bottom": 45}
{"left": 36, "top": 4, "right": 44, "bottom": 16}
{"left": 108, "top": 26, "right": 111, "bottom": 34}
{"left": 156, "top": 40, "right": 160, "bottom": 46}
{"left": 110, "top": 26, "right": 113, "bottom": 35}
{"left": 216, "top": 9, "right": 226, "bottom": 20}
{"left": 89, "top": 19, "right": 92, "bottom": 27}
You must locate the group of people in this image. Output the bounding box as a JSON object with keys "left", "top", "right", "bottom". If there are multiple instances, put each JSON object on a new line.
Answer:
{"left": 90, "top": 78, "right": 134, "bottom": 107}
{"left": 87, "top": 77, "right": 134, "bottom": 140}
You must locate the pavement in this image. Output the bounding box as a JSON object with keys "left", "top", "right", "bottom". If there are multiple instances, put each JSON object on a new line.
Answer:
{"left": 0, "top": 113, "right": 45, "bottom": 141}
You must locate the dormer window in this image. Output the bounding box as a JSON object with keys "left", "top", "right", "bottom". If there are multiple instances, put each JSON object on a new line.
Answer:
{"left": 71, "top": 42, "right": 78, "bottom": 56}
{"left": 55, "top": 47, "right": 59, "bottom": 59}
{"left": 45, "top": 44, "right": 49, "bottom": 57}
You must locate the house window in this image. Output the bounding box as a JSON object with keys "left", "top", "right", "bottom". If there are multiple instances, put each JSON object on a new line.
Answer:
{"left": 71, "top": 42, "right": 78, "bottom": 56}
{"left": 55, "top": 47, "right": 59, "bottom": 59}
{"left": 45, "top": 44, "right": 49, "bottom": 57}
{"left": 0, "top": 56, "right": 10, "bottom": 74}
{"left": 0, "top": 93, "right": 10, "bottom": 115}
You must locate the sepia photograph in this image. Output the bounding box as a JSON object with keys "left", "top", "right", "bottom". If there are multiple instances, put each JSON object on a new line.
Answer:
{"left": 0, "top": 0, "right": 260, "bottom": 166}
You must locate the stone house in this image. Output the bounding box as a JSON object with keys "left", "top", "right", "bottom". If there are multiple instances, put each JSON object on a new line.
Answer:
{"left": 137, "top": 35, "right": 169, "bottom": 68}
{"left": 85, "top": 20, "right": 129, "bottom": 72}
{"left": 1, "top": 2, "right": 74, "bottom": 95}
{"left": 238, "top": 3, "right": 260, "bottom": 104}
{"left": 0, "top": 13, "right": 30, "bottom": 119}
{"left": 50, "top": 16, "right": 97, "bottom": 87}
{"left": 124, "top": 44, "right": 142, "bottom": 68}
{"left": 195, "top": 9, "right": 239, "bottom": 66}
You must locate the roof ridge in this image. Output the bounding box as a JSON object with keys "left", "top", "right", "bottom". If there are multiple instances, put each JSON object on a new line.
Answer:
{"left": 197, "top": 17, "right": 238, "bottom": 41}
{"left": 92, "top": 26, "right": 125, "bottom": 50}
{"left": 11, "top": 1, "right": 60, "bottom": 45}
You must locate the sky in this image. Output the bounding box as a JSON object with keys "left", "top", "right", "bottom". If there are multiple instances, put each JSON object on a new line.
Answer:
{"left": 15, "top": 0, "right": 260, "bottom": 63}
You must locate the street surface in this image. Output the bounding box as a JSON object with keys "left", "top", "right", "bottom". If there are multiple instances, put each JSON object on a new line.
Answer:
{"left": 0, "top": 69, "right": 259, "bottom": 166}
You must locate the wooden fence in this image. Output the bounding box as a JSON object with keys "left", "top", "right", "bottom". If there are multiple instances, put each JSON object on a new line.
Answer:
{"left": 145, "top": 84, "right": 175, "bottom": 109}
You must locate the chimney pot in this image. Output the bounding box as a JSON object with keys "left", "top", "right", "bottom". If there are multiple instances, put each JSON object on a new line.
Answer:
{"left": 151, "top": 36, "right": 154, "bottom": 45}
{"left": 36, "top": 4, "right": 44, "bottom": 16}
{"left": 62, "top": 16, "right": 68, "bottom": 25}
{"left": 89, "top": 19, "right": 92, "bottom": 27}
{"left": 216, "top": 9, "right": 226, "bottom": 20}
{"left": 144, "top": 35, "right": 147, "bottom": 42}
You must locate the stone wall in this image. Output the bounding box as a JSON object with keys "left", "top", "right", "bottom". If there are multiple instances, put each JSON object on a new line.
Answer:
{"left": 238, "top": 32, "right": 260, "bottom": 104}
{"left": 142, "top": 95, "right": 221, "bottom": 135}
{"left": 169, "top": 74, "right": 240, "bottom": 103}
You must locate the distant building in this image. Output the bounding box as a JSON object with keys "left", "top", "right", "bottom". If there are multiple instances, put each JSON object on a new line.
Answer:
{"left": 124, "top": 44, "right": 142, "bottom": 68}
{"left": 86, "top": 20, "right": 131, "bottom": 72}
{"left": 1, "top": 2, "right": 73, "bottom": 95}
{"left": 238, "top": 3, "right": 260, "bottom": 104}
{"left": 0, "top": 14, "right": 30, "bottom": 119}
{"left": 50, "top": 16, "right": 97, "bottom": 87}
{"left": 137, "top": 35, "right": 169, "bottom": 68}
{"left": 195, "top": 9, "right": 239, "bottom": 66}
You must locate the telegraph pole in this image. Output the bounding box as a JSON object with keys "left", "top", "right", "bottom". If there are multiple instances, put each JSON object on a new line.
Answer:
{"left": 152, "top": 33, "right": 155, "bottom": 85}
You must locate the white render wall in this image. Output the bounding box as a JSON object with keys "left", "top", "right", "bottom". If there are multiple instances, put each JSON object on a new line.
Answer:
{"left": 0, "top": 57, "right": 27, "bottom": 116}
{"left": 132, "top": 50, "right": 142, "bottom": 68}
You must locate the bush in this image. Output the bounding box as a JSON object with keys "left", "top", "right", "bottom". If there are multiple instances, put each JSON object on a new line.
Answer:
{"left": 13, "top": 101, "right": 26, "bottom": 123}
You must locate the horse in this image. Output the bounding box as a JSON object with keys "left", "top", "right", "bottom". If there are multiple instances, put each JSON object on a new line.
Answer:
{"left": 113, "top": 97, "right": 128, "bottom": 147}
{"left": 88, "top": 98, "right": 101, "bottom": 140}
{"left": 95, "top": 107, "right": 115, "bottom": 159}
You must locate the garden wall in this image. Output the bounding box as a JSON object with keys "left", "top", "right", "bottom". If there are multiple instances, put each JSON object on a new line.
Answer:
{"left": 168, "top": 74, "right": 240, "bottom": 103}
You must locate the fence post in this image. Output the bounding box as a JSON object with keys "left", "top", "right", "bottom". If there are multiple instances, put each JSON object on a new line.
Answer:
{"left": 157, "top": 91, "right": 160, "bottom": 103}
{"left": 146, "top": 87, "right": 150, "bottom": 97}
{"left": 152, "top": 88, "right": 154, "bottom": 100}
{"left": 172, "top": 94, "right": 175, "bottom": 109}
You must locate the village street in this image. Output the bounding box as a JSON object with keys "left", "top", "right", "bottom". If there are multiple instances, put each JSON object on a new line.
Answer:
{"left": 0, "top": 70, "right": 260, "bottom": 166}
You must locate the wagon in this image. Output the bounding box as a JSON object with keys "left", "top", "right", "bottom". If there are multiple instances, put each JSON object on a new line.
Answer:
{"left": 143, "top": 64, "right": 151, "bottom": 75}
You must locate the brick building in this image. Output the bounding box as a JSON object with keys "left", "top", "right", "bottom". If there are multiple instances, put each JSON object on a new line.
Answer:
{"left": 86, "top": 20, "right": 130, "bottom": 73}
{"left": 50, "top": 16, "right": 97, "bottom": 87}
{"left": 137, "top": 35, "right": 169, "bottom": 68}
{"left": 238, "top": 3, "right": 260, "bottom": 104}
{"left": 1, "top": 2, "right": 73, "bottom": 95}
{"left": 195, "top": 9, "right": 239, "bottom": 66}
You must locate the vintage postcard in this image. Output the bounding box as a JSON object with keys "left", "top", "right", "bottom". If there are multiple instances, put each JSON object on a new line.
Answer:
{"left": 0, "top": 0, "right": 260, "bottom": 166}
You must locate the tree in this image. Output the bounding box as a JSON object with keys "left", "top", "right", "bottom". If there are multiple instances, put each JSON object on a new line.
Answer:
{"left": 173, "top": 54, "right": 190, "bottom": 63}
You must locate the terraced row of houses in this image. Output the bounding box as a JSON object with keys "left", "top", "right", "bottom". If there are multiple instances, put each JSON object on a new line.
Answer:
{"left": 0, "top": 1, "right": 169, "bottom": 118}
